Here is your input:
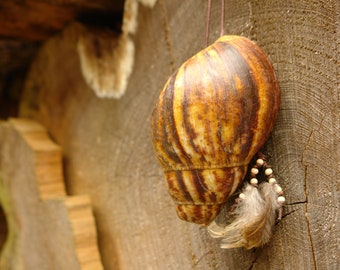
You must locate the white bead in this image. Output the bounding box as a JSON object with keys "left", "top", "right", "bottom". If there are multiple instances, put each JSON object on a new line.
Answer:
{"left": 256, "top": 158, "right": 264, "bottom": 166}
{"left": 265, "top": 168, "right": 273, "bottom": 176}
{"left": 277, "top": 196, "right": 286, "bottom": 204}
{"left": 275, "top": 184, "right": 283, "bottom": 194}
{"left": 268, "top": 178, "right": 276, "bottom": 184}
{"left": 250, "top": 178, "right": 258, "bottom": 185}
{"left": 239, "top": 193, "right": 245, "bottom": 200}
{"left": 251, "top": 168, "right": 259, "bottom": 175}
{"left": 245, "top": 185, "right": 252, "bottom": 191}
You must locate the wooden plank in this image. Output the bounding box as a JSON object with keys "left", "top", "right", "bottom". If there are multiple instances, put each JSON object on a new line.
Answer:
{"left": 0, "top": 120, "right": 78, "bottom": 269}
{"left": 9, "top": 118, "right": 66, "bottom": 200}
{"left": 0, "top": 119, "right": 103, "bottom": 269}
{"left": 19, "top": 0, "right": 339, "bottom": 269}
{"left": 65, "top": 195, "right": 103, "bottom": 267}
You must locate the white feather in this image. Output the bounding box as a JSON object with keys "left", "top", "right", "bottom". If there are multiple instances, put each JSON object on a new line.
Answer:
{"left": 208, "top": 182, "right": 281, "bottom": 249}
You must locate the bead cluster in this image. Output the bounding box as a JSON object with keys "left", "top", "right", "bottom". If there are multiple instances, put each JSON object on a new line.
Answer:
{"left": 239, "top": 152, "right": 285, "bottom": 220}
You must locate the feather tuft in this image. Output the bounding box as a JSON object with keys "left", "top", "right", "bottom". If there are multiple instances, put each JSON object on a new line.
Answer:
{"left": 208, "top": 182, "right": 281, "bottom": 249}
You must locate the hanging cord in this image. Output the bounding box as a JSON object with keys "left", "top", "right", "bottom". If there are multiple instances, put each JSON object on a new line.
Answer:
{"left": 205, "top": 0, "right": 212, "bottom": 47}
{"left": 220, "top": 0, "right": 225, "bottom": 36}
{"left": 206, "top": 0, "right": 225, "bottom": 46}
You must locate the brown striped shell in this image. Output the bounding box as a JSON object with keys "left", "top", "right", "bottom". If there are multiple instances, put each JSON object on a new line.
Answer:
{"left": 151, "top": 35, "right": 280, "bottom": 225}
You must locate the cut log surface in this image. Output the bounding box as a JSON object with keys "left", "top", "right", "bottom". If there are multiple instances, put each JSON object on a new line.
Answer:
{"left": 0, "top": 118, "right": 103, "bottom": 269}
{"left": 19, "top": 0, "right": 339, "bottom": 269}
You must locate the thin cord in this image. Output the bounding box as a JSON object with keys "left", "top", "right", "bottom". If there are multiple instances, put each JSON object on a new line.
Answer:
{"left": 220, "top": 0, "right": 225, "bottom": 36}
{"left": 205, "top": 0, "right": 212, "bottom": 46}
{"left": 206, "top": 0, "right": 225, "bottom": 46}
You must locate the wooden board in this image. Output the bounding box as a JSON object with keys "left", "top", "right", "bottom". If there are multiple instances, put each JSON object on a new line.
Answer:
{"left": 0, "top": 118, "right": 103, "bottom": 269}
{"left": 19, "top": 0, "right": 339, "bottom": 269}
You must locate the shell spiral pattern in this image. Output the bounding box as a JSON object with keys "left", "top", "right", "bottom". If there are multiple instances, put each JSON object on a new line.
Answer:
{"left": 151, "top": 35, "right": 280, "bottom": 225}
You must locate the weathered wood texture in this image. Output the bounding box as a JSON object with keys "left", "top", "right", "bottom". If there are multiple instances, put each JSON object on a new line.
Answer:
{"left": 19, "top": 0, "right": 339, "bottom": 269}
{"left": 0, "top": 119, "right": 103, "bottom": 269}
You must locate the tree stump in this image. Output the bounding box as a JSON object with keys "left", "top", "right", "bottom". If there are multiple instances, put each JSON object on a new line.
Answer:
{"left": 17, "top": 0, "right": 339, "bottom": 269}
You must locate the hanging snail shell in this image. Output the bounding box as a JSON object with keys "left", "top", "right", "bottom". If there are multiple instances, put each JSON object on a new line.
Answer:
{"left": 151, "top": 35, "right": 280, "bottom": 225}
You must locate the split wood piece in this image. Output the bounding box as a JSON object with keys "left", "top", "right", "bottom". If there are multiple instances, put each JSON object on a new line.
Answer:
{"left": 10, "top": 118, "right": 66, "bottom": 200}
{"left": 0, "top": 118, "right": 103, "bottom": 269}
{"left": 65, "top": 196, "right": 103, "bottom": 270}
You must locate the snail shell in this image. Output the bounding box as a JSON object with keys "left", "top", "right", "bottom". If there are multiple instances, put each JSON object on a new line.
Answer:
{"left": 151, "top": 35, "right": 280, "bottom": 224}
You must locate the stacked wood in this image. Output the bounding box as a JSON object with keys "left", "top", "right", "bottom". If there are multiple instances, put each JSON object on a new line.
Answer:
{"left": 0, "top": 118, "right": 103, "bottom": 269}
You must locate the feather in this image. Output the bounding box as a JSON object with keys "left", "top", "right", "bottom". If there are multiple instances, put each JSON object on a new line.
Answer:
{"left": 208, "top": 182, "right": 281, "bottom": 249}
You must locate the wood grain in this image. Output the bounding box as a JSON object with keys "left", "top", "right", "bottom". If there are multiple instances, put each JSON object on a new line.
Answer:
{"left": 0, "top": 119, "right": 103, "bottom": 269}
{"left": 19, "top": 0, "right": 339, "bottom": 269}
